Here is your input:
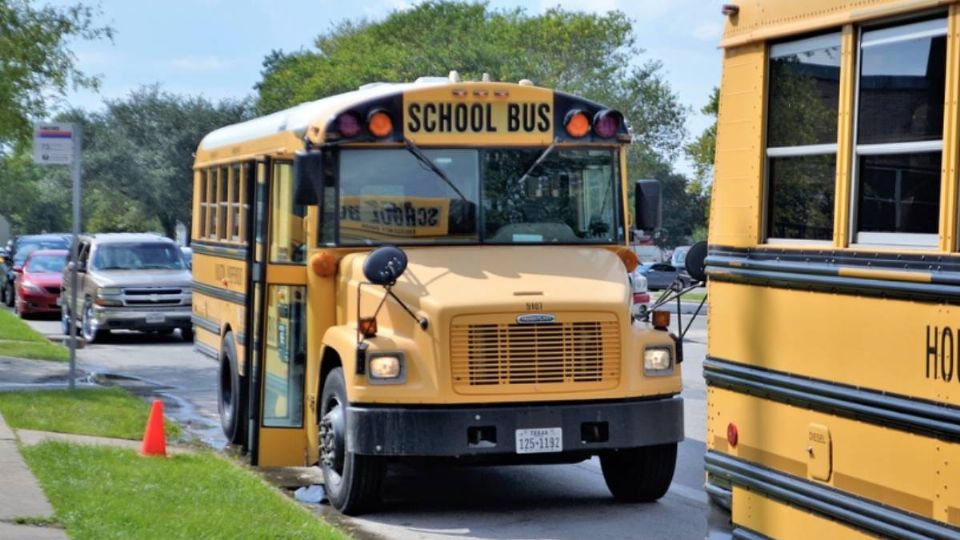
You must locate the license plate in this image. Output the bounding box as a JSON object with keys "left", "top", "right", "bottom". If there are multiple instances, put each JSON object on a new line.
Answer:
{"left": 145, "top": 313, "right": 165, "bottom": 324}
{"left": 515, "top": 427, "right": 562, "bottom": 454}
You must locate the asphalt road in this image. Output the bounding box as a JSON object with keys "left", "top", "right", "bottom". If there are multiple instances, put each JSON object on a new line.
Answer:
{"left": 12, "top": 311, "right": 711, "bottom": 540}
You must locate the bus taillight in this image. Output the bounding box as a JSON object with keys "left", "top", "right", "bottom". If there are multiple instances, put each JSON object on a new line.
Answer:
{"left": 727, "top": 422, "right": 739, "bottom": 448}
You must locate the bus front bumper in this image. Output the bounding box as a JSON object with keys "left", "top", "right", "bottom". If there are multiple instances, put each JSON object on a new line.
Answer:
{"left": 346, "top": 396, "right": 683, "bottom": 457}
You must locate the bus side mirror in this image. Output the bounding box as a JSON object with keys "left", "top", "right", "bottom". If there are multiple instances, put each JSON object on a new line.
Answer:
{"left": 293, "top": 151, "right": 324, "bottom": 206}
{"left": 634, "top": 179, "right": 662, "bottom": 232}
{"left": 685, "top": 241, "right": 708, "bottom": 282}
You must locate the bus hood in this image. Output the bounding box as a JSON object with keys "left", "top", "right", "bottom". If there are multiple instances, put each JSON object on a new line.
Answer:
{"left": 342, "top": 246, "right": 631, "bottom": 322}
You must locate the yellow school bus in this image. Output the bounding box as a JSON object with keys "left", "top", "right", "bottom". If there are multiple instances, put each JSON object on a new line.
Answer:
{"left": 190, "top": 73, "right": 684, "bottom": 513}
{"left": 707, "top": 0, "right": 960, "bottom": 537}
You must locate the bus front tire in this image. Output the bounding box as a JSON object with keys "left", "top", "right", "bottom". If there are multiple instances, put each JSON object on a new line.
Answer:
{"left": 319, "top": 367, "right": 384, "bottom": 515}
{"left": 600, "top": 443, "right": 677, "bottom": 503}
{"left": 218, "top": 332, "right": 246, "bottom": 445}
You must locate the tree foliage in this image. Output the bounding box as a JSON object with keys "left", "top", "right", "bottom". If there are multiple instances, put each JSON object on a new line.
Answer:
{"left": 76, "top": 87, "right": 252, "bottom": 238}
{"left": 0, "top": 87, "right": 251, "bottom": 238}
{"left": 684, "top": 87, "right": 718, "bottom": 197}
{"left": 0, "top": 0, "right": 111, "bottom": 144}
{"left": 257, "top": 1, "right": 686, "bottom": 161}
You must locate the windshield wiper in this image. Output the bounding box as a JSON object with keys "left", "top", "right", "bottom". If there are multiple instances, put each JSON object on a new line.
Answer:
{"left": 403, "top": 138, "right": 468, "bottom": 201}
{"left": 514, "top": 142, "right": 556, "bottom": 187}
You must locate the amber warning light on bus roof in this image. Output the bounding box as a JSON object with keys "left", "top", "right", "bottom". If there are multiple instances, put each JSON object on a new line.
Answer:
{"left": 367, "top": 110, "right": 394, "bottom": 138}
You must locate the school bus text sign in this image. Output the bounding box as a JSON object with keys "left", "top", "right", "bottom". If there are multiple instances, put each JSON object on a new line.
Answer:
{"left": 403, "top": 84, "right": 554, "bottom": 145}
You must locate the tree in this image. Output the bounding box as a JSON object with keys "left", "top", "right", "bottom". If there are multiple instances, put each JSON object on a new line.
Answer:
{"left": 684, "top": 87, "right": 718, "bottom": 198}
{"left": 257, "top": 1, "right": 686, "bottom": 162}
{"left": 73, "top": 87, "right": 252, "bottom": 239}
{"left": 0, "top": 151, "right": 69, "bottom": 233}
{"left": 0, "top": 0, "right": 111, "bottom": 144}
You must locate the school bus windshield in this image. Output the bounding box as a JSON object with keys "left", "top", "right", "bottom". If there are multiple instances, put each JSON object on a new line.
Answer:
{"left": 338, "top": 147, "right": 620, "bottom": 245}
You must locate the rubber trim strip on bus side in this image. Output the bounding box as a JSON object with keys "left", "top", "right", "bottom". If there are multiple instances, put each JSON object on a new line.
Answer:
{"left": 706, "top": 245, "right": 960, "bottom": 304}
{"left": 705, "top": 451, "right": 960, "bottom": 540}
{"left": 191, "top": 281, "right": 246, "bottom": 305}
{"left": 194, "top": 341, "right": 218, "bottom": 360}
{"left": 191, "top": 314, "right": 220, "bottom": 335}
{"left": 704, "top": 358, "right": 960, "bottom": 442}
{"left": 190, "top": 242, "right": 249, "bottom": 261}
{"left": 731, "top": 527, "right": 770, "bottom": 540}
{"left": 191, "top": 314, "right": 245, "bottom": 346}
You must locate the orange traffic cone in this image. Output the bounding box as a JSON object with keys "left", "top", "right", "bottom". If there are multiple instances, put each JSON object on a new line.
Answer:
{"left": 140, "top": 399, "right": 167, "bottom": 457}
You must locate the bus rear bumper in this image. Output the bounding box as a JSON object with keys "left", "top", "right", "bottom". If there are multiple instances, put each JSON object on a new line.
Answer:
{"left": 346, "top": 396, "right": 683, "bottom": 457}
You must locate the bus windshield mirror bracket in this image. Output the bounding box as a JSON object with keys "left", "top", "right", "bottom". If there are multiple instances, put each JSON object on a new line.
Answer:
{"left": 356, "top": 246, "right": 429, "bottom": 346}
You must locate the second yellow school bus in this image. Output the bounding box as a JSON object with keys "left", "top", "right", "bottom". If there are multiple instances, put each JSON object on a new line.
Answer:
{"left": 708, "top": 0, "right": 960, "bottom": 537}
{"left": 190, "top": 73, "right": 683, "bottom": 514}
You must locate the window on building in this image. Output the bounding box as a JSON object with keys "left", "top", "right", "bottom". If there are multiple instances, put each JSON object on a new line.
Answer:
{"left": 854, "top": 17, "right": 946, "bottom": 246}
{"left": 765, "top": 32, "right": 842, "bottom": 242}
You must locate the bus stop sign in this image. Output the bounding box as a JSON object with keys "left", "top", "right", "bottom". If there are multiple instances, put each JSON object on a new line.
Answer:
{"left": 33, "top": 123, "right": 75, "bottom": 165}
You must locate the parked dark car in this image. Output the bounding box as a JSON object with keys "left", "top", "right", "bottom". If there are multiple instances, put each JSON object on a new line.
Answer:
{"left": 636, "top": 262, "right": 681, "bottom": 291}
{"left": 14, "top": 249, "right": 68, "bottom": 318}
{"left": 2, "top": 234, "right": 71, "bottom": 307}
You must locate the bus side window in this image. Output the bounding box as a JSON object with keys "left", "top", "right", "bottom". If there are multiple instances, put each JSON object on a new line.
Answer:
{"left": 270, "top": 161, "right": 306, "bottom": 264}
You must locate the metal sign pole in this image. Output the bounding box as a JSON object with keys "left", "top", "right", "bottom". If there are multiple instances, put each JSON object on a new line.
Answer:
{"left": 32, "top": 122, "right": 79, "bottom": 389}
{"left": 68, "top": 126, "right": 82, "bottom": 390}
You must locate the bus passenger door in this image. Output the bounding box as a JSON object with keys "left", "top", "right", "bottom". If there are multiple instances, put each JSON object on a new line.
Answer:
{"left": 248, "top": 158, "right": 310, "bottom": 467}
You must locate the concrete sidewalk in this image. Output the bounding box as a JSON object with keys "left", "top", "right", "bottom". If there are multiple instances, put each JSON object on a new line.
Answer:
{"left": 0, "top": 412, "right": 68, "bottom": 540}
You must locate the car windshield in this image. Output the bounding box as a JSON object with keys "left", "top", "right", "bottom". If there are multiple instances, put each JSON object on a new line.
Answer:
{"left": 26, "top": 254, "right": 67, "bottom": 273}
{"left": 14, "top": 239, "right": 69, "bottom": 265}
{"left": 337, "top": 148, "right": 620, "bottom": 245}
{"left": 92, "top": 243, "right": 185, "bottom": 271}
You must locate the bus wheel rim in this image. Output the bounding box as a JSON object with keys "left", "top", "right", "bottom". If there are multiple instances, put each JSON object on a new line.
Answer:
{"left": 319, "top": 399, "right": 345, "bottom": 476}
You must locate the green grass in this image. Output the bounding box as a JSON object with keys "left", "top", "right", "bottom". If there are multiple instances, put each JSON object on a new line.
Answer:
{"left": 0, "top": 387, "right": 180, "bottom": 440}
{"left": 9, "top": 516, "right": 62, "bottom": 527}
{"left": 23, "top": 442, "right": 347, "bottom": 540}
{"left": 0, "top": 309, "right": 68, "bottom": 361}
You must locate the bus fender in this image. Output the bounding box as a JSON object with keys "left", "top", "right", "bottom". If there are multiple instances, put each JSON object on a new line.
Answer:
{"left": 320, "top": 326, "right": 362, "bottom": 388}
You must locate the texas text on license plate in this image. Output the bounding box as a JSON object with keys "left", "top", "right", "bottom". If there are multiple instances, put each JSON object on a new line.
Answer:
{"left": 145, "top": 313, "right": 165, "bottom": 324}
{"left": 515, "top": 427, "right": 562, "bottom": 454}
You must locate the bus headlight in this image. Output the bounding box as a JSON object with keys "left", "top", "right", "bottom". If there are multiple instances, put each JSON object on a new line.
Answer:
{"left": 368, "top": 353, "right": 405, "bottom": 383}
{"left": 643, "top": 347, "right": 673, "bottom": 374}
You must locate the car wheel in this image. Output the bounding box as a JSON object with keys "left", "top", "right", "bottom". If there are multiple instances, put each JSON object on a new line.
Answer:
{"left": 218, "top": 332, "right": 246, "bottom": 445}
{"left": 80, "top": 299, "right": 105, "bottom": 344}
{"left": 14, "top": 292, "right": 29, "bottom": 319}
{"left": 60, "top": 303, "right": 73, "bottom": 335}
{"left": 319, "top": 367, "right": 385, "bottom": 515}
{"left": 2, "top": 282, "right": 13, "bottom": 307}
{"left": 180, "top": 326, "right": 194, "bottom": 342}
{"left": 600, "top": 443, "right": 677, "bottom": 502}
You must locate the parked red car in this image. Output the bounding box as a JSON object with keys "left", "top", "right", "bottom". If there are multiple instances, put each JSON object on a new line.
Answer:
{"left": 14, "top": 249, "right": 68, "bottom": 318}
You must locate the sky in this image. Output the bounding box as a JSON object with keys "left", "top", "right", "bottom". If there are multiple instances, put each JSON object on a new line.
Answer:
{"left": 53, "top": 0, "right": 724, "bottom": 172}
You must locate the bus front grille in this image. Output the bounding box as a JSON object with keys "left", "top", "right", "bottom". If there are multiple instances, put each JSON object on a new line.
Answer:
{"left": 450, "top": 320, "right": 621, "bottom": 393}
